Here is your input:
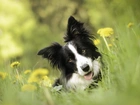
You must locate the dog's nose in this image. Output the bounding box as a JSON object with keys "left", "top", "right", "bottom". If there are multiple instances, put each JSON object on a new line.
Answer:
{"left": 81, "top": 64, "right": 89, "bottom": 72}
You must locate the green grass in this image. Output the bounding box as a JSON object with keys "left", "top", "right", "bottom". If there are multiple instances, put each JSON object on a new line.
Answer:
{"left": 0, "top": 22, "right": 140, "bottom": 105}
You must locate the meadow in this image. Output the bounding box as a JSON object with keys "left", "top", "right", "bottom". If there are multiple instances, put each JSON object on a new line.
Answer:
{"left": 0, "top": 0, "right": 140, "bottom": 105}
{"left": 0, "top": 22, "right": 140, "bottom": 105}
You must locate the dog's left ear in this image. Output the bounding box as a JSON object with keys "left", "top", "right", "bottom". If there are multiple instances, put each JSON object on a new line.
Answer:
{"left": 37, "top": 43, "right": 62, "bottom": 68}
{"left": 64, "top": 16, "right": 91, "bottom": 42}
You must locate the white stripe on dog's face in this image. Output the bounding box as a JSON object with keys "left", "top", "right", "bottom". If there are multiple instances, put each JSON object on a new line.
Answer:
{"left": 68, "top": 43, "right": 93, "bottom": 76}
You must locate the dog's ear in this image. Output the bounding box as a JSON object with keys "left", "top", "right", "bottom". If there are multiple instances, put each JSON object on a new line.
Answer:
{"left": 64, "top": 16, "right": 91, "bottom": 42}
{"left": 37, "top": 43, "right": 62, "bottom": 68}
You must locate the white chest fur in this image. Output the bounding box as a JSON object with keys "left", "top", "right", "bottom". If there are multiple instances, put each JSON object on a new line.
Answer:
{"left": 65, "top": 73, "right": 93, "bottom": 90}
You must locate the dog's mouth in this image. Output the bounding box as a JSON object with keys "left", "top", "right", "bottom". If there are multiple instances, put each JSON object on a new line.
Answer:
{"left": 84, "top": 71, "right": 93, "bottom": 80}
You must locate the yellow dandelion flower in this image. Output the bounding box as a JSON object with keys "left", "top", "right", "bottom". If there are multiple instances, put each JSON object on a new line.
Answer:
{"left": 127, "top": 22, "right": 134, "bottom": 28}
{"left": 24, "top": 70, "right": 31, "bottom": 75}
{"left": 97, "top": 27, "right": 114, "bottom": 37}
{"left": 10, "top": 61, "right": 20, "bottom": 68}
{"left": 21, "top": 84, "right": 37, "bottom": 92}
{"left": 0, "top": 72, "right": 7, "bottom": 80}
{"left": 28, "top": 68, "right": 49, "bottom": 83}
{"left": 40, "top": 76, "right": 53, "bottom": 87}
{"left": 93, "top": 39, "right": 100, "bottom": 45}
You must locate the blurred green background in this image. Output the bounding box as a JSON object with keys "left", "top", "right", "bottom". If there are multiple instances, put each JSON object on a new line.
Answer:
{"left": 0, "top": 0, "right": 139, "bottom": 69}
{"left": 0, "top": 1, "right": 140, "bottom": 105}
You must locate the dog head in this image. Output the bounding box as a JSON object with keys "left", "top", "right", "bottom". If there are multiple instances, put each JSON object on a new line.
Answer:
{"left": 38, "top": 16, "right": 101, "bottom": 87}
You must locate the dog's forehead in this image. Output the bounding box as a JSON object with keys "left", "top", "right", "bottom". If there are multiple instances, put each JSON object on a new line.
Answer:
{"left": 64, "top": 42, "right": 77, "bottom": 52}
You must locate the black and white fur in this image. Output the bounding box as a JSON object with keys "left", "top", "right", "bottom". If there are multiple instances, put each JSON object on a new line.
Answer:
{"left": 38, "top": 16, "right": 101, "bottom": 90}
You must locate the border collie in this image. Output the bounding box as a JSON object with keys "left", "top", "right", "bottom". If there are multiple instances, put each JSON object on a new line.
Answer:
{"left": 38, "top": 16, "right": 101, "bottom": 90}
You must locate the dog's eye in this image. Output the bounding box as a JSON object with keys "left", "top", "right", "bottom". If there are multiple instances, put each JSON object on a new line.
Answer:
{"left": 82, "top": 49, "right": 86, "bottom": 54}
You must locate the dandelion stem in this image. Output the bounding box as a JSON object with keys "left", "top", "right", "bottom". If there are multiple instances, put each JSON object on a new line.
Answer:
{"left": 102, "top": 35, "right": 110, "bottom": 51}
{"left": 16, "top": 68, "right": 24, "bottom": 85}
{"left": 16, "top": 68, "right": 20, "bottom": 78}
{"left": 131, "top": 28, "right": 138, "bottom": 39}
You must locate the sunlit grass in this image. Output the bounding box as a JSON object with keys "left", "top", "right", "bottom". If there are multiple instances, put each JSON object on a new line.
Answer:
{"left": 0, "top": 22, "right": 140, "bottom": 105}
